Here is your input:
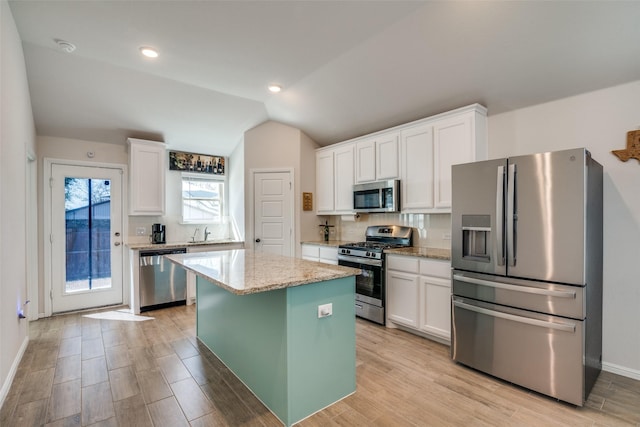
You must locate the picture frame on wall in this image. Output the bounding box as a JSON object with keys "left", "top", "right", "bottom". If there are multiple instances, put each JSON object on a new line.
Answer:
{"left": 169, "top": 150, "right": 225, "bottom": 175}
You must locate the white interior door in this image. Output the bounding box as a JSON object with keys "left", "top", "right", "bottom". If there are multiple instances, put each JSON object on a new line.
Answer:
{"left": 50, "top": 163, "right": 124, "bottom": 313}
{"left": 253, "top": 171, "right": 293, "bottom": 256}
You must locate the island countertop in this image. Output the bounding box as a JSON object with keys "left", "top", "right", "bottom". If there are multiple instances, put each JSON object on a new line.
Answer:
{"left": 166, "top": 249, "right": 361, "bottom": 295}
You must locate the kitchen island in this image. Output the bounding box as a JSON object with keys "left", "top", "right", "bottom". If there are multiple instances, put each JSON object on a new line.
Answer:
{"left": 166, "top": 249, "right": 361, "bottom": 427}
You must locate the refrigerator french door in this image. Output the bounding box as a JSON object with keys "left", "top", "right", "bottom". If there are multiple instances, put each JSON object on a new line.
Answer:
{"left": 450, "top": 148, "right": 603, "bottom": 406}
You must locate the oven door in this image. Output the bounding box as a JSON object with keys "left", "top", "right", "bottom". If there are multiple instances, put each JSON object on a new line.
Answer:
{"left": 337, "top": 256, "right": 383, "bottom": 306}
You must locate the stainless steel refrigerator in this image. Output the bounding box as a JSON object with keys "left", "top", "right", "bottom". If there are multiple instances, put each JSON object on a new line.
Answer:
{"left": 450, "top": 147, "right": 602, "bottom": 406}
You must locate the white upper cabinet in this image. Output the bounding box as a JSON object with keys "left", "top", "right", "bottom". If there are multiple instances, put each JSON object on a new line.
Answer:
{"left": 434, "top": 112, "right": 478, "bottom": 208}
{"left": 355, "top": 138, "right": 376, "bottom": 183}
{"left": 402, "top": 105, "right": 487, "bottom": 213}
{"left": 316, "top": 104, "right": 486, "bottom": 215}
{"left": 315, "top": 150, "right": 335, "bottom": 213}
{"left": 334, "top": 144, "right": 355, "bottom": 212}
{"left": 316, "top": 143, "right": 355, "bottom": 214}
{"left": 401, "top": 124, "right": 434, "bottom": 211}
{"left": 376, "top": 133, "right": 400, "bottom": 180}
{"left": 355, "top": 132, "right": 399, "bottom": 183}
{"left": 128, "top": 138, "right": 166, "bottom": 216}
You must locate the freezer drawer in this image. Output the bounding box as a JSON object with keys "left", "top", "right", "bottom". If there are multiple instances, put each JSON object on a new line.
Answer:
{"left": 452, "top": 270, "right": 584, "bottom": 319}
{"left": 451, "top": 296, "right": 585, "bottom": 406}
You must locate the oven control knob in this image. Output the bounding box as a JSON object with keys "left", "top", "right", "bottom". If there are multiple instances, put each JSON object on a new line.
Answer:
{"left": 366, "top": 251, "right": 371, "bottom": 257}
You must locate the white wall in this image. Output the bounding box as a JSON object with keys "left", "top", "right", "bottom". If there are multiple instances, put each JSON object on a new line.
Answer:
{"left": 488, "top": 80, "right": 640, "bottom": 379}
{"left": 299, "top": 131, "right": 321, "bottom": 243}
{"left": 0, "top": 0, "right": 36, "bottom": 407}
{"left": 229, "top": 139, "right": 245, "bottom": 241}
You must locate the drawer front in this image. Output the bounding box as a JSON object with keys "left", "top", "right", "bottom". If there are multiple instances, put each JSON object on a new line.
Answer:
{"left": 419, "top": 259, "right": 451, "bottom": 278}
{"left": 301, "top": 244, "right": 320, "bottom": 259}
{"left": 452, "top": 296, "right": 584, "bottom": 406}
{"left": 452, "top": 270, "right": 584, "bottom": 319}
{"left": 387, "top": 255, "right": 419, "bottom": 273}
{"left": 319, "top": 246, "right": 337, "bottom": 262}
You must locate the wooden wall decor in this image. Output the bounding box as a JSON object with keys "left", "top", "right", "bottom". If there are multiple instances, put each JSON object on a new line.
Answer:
{"left": 612, "top": 130, "right": 640, "bottom": 163}
{"left": 302, "top": 192, "right": 313, "bottom": 211}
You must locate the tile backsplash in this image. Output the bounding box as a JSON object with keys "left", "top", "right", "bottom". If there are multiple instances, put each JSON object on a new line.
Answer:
{"left": 331, "top": 213, "right": 452, "bottom": 249}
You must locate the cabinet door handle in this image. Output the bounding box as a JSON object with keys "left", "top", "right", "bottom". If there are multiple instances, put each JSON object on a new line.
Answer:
{"left": 255, "top": 238, "right": 261, "bottom": 243}
{"left": 114, "top": 242, "right": 121, "bottom": 246}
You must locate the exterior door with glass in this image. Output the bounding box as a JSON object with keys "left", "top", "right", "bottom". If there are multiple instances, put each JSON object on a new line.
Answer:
{"left": 50, "top": 163, "right": 124, "bottom": 313}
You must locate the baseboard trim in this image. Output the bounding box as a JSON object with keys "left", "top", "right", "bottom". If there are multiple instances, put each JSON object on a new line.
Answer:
{"left": 0, "top": 336, "right": 29, "bottom": 410}
{"left": 602, "top": 361, "right": 640, "bottom": 381}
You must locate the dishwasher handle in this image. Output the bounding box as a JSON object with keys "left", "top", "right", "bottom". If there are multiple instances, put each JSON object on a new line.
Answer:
{"left": 139, "top": 248, "right": 186, "bottom": 266}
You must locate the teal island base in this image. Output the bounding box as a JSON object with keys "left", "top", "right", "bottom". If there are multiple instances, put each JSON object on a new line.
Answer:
{"left": 196, "top": 275, "right": 356, "bottom": 426}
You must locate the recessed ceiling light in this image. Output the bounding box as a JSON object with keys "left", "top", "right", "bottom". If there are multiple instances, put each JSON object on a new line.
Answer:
{"left": 268, "top": 84, "right": 282, "bottom": 93}
{"left": 139, "top": 46, "right": 159, "bottom": 58}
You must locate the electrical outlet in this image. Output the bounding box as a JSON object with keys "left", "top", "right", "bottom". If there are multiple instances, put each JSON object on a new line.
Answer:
{"left": 442, "top": 232, "right": 451, "bottom": 240}
{"left": 136, "top": 227, "right": 146, "bottom": 236}
{"left": 318, "top": 303, "right": 333, "bottom": 318}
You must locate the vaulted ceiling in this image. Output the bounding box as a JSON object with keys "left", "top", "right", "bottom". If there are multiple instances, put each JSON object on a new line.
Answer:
{"left": 9, "top": 1, "right": 640, "bottom": 156}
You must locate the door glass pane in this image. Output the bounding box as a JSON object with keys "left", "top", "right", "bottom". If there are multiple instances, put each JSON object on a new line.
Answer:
{"left": 65, "top": 177, "right": 112, "bottom": 293}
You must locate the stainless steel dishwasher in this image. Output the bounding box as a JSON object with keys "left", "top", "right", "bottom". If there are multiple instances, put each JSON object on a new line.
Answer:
{"left": 139, "top": 248, "right": 187, "bottom": 312}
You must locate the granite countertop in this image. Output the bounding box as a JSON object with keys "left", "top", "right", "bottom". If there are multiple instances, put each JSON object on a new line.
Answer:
{"left": 301, "top": 240, "right": 353, "bottom": 247}
{"left": 166, "top": 249, "right": 361, "bottom": 295}
{"left": 384, "top": 246, "right": 451, "bottom": 260}
{"left": 126, "top": 239, "right": 244, "bottom": 250}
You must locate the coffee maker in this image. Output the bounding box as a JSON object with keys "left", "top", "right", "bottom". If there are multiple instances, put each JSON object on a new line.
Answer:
{"left": 151, "top": 223, "right": 166, "bottom": 244}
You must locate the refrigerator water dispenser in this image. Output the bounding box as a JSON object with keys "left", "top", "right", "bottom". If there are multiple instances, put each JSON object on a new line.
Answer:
{"left": 461, "top": 215, "right": 491, "bottom": 262}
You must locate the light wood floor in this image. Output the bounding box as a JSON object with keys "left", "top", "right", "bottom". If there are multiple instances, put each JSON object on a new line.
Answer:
{"left": 1, "top": 304, "right": 639, "bottom": 426}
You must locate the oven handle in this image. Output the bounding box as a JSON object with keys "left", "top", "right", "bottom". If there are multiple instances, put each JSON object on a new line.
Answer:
{"left": 337, "top": 254, "right": 382, "bottom": 267}
{"left": 453, "top": 300, "right": 576, "bottom": 333}
{"left": 453, "top": 274, "right": 576, "bottom": 299}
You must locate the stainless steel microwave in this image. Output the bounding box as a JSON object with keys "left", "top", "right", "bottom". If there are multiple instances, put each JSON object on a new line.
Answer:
{"left": 353, "top": 180, "right": 400, "bottom": 213}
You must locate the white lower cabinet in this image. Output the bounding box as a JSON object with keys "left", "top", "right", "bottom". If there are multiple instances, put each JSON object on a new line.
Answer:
{"left": 386, "top": 254, "right": 451, "bottom": 343}
{"left": 387, "top": 270, "right": 420, "bottom": 328}
{"left": 301, "top": 244, "right": 338, "bottom": 265}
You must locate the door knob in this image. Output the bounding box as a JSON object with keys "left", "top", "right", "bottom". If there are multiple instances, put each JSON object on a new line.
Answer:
{"left": 114, "top": 232, "right": 121, "bottom": 237}
{"left": 255, "top": 238, "right": 261, "bottom": 243}
{"left": 114, "top": 242, "right": 121, "bottom": 246}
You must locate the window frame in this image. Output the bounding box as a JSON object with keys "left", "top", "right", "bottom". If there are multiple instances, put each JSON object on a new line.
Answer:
{"left": 180, "top": 172, "right": 225, "bottom": 224}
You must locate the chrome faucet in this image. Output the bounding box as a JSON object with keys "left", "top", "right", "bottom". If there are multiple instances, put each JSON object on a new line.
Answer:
{"left": 204, "top": 227, "right": 210, "bottom": 241}
{"left": 192, "top": 227, "right": 199, "bottom": 242}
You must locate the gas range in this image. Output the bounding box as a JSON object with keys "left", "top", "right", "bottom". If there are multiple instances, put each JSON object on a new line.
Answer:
{"left": 337, "top": 225, "right": 413, "bottom": 325}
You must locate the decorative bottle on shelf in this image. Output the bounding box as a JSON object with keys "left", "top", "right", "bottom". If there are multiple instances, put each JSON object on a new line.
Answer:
{"left": 319, "top": 220, "right": 334, "bottom": 242}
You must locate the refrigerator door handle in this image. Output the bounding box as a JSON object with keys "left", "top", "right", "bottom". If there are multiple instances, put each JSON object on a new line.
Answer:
{"left": 453, "top": 274, "right": 577, "bottom": 298}
{"left": 507, "top": 163, "right": 516, "bottom": 266}
{"left": 453, "top": 300, "right": 576, "bottom": 333}
{"left": 496, "top": 165, "right": 505, "bottom": 266}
